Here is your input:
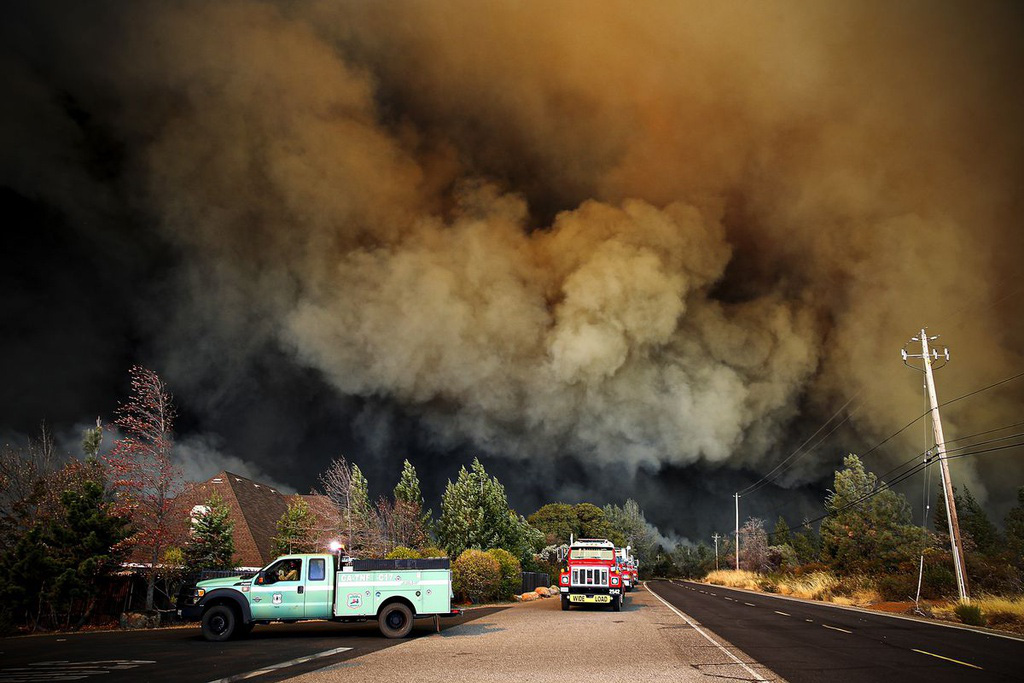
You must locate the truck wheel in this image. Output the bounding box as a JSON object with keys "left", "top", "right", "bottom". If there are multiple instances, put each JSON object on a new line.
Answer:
{"left": 611, "top": 596, "right": 621, "bottom": 612}
{"left": 561, "top": 597, "right": 570, "bottom": 611}
{"left": 201, "top": 605, "right": 237, "bottom": 642}
{"left": 378, "top": 603, "right": 414, "bottom": 638}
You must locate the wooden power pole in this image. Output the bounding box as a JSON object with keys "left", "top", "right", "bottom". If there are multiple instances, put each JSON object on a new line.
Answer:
{"left": 903, "top": 329, "right": 969, "bottom": 602}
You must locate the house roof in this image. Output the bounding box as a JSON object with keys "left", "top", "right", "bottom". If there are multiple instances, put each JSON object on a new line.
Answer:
{"left": 176, "top": 471, "right": 340, "bottom": 568}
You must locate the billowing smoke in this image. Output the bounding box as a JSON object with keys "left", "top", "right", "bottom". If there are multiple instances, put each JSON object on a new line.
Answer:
{"left": 2, "top": 1, "right": 1022, "bottom": 536}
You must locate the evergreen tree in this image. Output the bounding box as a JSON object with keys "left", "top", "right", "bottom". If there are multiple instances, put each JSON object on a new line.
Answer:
{"left": 603, "top": 499, "right": 655, "bottom": 562}
{"left": 272, "top": 498, "right": 318, "bottom": 555}
{"left": 772, "top": 516, "right": 791, "bottom": 546}
{"left": 935, "top": 486, "right": 1000, "bottom": 556}
{"left": 528, "top": 503, "right": 576, "bottom": 544}
{"left": 790, "top": 526, "right": 819, "bottom": 565}
{"left": 437, "top": 458, "right": 538, "bottom": 560}
{"left": 574, "top": 503, "right": 615, "bottom": 540}
{"left": 820, "top": 454, "right": 926, "bottom": 573}
{"left": 81, "top": 418, "right": 103, "bottom": 461}
{"left": 183, "top": 493, "right": 236, "bottom": 572}
{"left": 392, "top": 460, "right": 430, "bottom": 549}
{"left": 1005, "top": 487, "right": 1024, "bottom": 568}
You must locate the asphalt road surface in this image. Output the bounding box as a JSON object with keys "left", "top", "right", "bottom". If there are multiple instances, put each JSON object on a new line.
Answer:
{"left": 648, "top": 579, "right": 1024, "bottom": 683}
{"left": 0, "top": 609, "right": 501, "bottom": 683}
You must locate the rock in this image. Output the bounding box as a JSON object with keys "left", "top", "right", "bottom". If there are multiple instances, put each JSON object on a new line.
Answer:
{"left": 521, "top": 592, "right": 539, "bottom": 602}
{"left": 513, "top": 594, "right": 523, "bottom": 602}
{"left": 534, "top": 587, "right": 549, "bottom": 597}
{"left": 119, "top": 612, "right": 160, "bottom": 629}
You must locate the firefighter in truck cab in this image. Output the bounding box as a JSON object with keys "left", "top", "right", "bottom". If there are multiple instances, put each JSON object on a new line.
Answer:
{"left": 559, "top": 538, "right": 625, "bottom": 612}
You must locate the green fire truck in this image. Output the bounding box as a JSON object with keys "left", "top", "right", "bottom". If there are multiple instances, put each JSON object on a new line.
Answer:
{"left": 177, "top": 554, "right": 459, "bottom": 641}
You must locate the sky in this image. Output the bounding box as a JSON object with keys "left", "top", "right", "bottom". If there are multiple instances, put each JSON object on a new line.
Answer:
{"left": 2, "top": 0, "right": 1023, "bottom": 544}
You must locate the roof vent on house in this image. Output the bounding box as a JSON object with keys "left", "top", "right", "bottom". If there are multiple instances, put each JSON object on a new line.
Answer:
{"left": 254, "top": 484, "right": 260, "bottom": 488}
{"left": 212, "top": 478, "right": 223, "bottom": 483}
{"left": 235, "top": 478, "right": 242, "bottom": 482}
{"left": 270, "top": 489, "right": 276, "bottom": 493}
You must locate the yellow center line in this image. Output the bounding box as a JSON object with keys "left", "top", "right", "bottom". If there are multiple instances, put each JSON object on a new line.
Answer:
{"left": 912, "top": 649, "right": 983, "bottom": 670}
{"left": 823, "top": 624, "right": 852, "bottom": 634}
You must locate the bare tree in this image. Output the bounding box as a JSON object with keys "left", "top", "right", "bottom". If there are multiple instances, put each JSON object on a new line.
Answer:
{"left": 105, "top": 366, "right": 184, "bottom": 612}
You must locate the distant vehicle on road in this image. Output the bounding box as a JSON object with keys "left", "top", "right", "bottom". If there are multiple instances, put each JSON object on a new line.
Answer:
{"left": 559, "top": 538, "right": 624, "bottom": 611}
{"left": 615, "top": 546, "right": 636, "bottom": 592}
{"left": 177, "top": 553, "right": 460, "bottom": 641}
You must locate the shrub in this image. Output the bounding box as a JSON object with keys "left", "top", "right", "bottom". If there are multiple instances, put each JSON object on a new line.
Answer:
{"left": 954, "top": 601, "right": 986, "bottom": 626}
{"left": 418, "top": 546, "right": 447, "bottom": 558}
{"left": 453, "top": 549, "right": 500, "bottom": 603}
{"left": 876, "top": 573, "right": 918, "bottom": 602}
{"left": 386, "top": 546, "right": 421, "bottom": 560}
{"left": 919, "top": 563, "right": 957, "bottom": 599}
{"left": 486, "top": 548, "right": 522, "bottom": 600}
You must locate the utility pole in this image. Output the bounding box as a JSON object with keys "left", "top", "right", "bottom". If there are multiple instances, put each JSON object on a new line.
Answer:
{"left": 902, "top": 329, "right": 969, "bottom": 602}
{"left": 712, "top": 533, "right": 721, "bottom": 571}
{"left": 734, "top": 493, "right": 740, "bottom": 571}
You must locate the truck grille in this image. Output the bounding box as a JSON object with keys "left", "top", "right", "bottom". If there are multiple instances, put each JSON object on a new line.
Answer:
{"left": 571, "top": 567, "right": 608, "bottom": 587}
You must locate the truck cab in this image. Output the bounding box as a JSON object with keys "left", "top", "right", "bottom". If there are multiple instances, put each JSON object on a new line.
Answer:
{"left": 177, "top": 553, "right": 459, "bottom": 641}
{"left": 559, "top": 538, "right": 623, "bottom": 612}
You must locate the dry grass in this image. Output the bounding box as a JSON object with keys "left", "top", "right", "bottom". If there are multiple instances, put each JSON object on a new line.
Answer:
{"left": 704, "top": 569, "right": 761, "bottom": 589}
{"left": 703, "top": 570, "right": 880, "bottom": 605}
{"left": 931, "top": 596, "right": 1024, "bottom": 629}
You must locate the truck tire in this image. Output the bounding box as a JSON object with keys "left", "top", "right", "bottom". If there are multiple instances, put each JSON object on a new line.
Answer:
{"left": 561, "top": 597, "right": 570, "bottom": 611}
{"left": 611, "top": 596, "right": 621, "bottom": 612}
{"left": 378, "top": 602, "right": 414, "bottom": 638}
{"left": 201, "top": 605, "right": 237, "bottom": 641}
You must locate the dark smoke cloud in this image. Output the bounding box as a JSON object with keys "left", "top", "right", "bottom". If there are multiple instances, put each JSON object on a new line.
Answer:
{"left": 2, "top": 0, "right": 1022, "bottom": 541}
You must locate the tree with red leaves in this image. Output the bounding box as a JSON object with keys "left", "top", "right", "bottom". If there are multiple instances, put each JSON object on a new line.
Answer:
{"left": 105, "top": 366, "right": 183, "bottom": 612}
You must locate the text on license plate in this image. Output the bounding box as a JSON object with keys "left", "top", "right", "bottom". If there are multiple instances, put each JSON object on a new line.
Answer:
{"left": 569, "top": 594, "right": 611, "bottom": 603}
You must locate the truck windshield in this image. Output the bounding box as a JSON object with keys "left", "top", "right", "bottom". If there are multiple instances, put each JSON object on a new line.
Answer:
{"left": 570, "top": 548, "right": 613, "bottom": 560}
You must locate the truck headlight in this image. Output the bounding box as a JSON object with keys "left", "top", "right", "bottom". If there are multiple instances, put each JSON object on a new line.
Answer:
{"left": 611, "top": 577, "right": 619, "bottom": 585}
{"left": 194, "top": 588, "right": 206, "bottom": 599}
{"left": 560, "top": 575, "right": 569, "bottom": 585}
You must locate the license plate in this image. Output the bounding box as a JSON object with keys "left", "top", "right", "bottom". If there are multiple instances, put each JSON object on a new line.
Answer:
{"left": 569, "top": 594, "right": 611, "bottom": 603}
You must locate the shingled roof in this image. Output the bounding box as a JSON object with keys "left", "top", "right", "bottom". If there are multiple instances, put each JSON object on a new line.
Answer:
{"left": 177, "top": 471, "right": 340, "bottom": 568}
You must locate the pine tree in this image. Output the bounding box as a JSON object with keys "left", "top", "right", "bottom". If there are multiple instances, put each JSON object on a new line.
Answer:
{"left": 437, "top": 458, "right": 538, "bottom": 560}
{"left": 183, "top": 493, "right": 236, "bottom": 571}
{"left": 1005, "top": 487, "right": 1024, "bottom": 569}
{"left": 603, "top": 499, "right": 655, "bottom": 562}
{"left": 81, "top": 418, "right": 103, "bottom": 461}
{"left": 772, "top": 516, "right": 791, "bottom": 546}
{"left": 272, "top": 498, "right": 318, "bottom": 555}
{"left": 820, "top": 454, "right": 926, "bottom": 573}
{"left": 392, "top": 460, "right": 430, "bottom": 549}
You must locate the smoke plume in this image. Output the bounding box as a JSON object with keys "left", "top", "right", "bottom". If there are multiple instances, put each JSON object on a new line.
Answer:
{"left": 2, "top": 1, "right": 1022, "bottom": 535}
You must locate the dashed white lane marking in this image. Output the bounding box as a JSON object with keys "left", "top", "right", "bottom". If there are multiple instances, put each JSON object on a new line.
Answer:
{"left": 805, "top": 619, "right": 814, "bottom": 623}
{"left": 774, "top": 611, "right": 790, "bottom": 617}
{"left": 205, "top": 647, "right": 352, "bottom": 683}
{"left": 0, "top": 660, "right": 156, "bottom": 682}
{"left": 744, "top": 602, "right": 756, "bottom": 607}
{"left": 646, "top": 582, "right": 768, "bottom": 683}
{"left": 823, "top": 624, "right": 853, "bottom": 634}
{"left": 911, "top": 648, "right": 983, "bottom": 670}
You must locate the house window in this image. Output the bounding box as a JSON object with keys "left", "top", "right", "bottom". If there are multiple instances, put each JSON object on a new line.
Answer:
{"left": 309, "top": 558, "right": 326, "bottom": 581}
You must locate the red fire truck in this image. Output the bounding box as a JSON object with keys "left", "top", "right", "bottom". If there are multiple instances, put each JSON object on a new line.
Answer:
{"left": 615, "top": 546, "right": 636, "bottom": 592}
{"left": 559, "top": 538, "right": 623, "bottom": 611}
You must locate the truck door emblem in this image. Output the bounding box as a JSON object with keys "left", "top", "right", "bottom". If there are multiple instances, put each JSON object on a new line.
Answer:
{"left": 253, "top": 596, "right": 262, "bottom": 603}
{"left": 347, "top": 593, "right": 362, "bottom": 608}
{"left": 272, "top": 593, "right": 282, "bottom": 605}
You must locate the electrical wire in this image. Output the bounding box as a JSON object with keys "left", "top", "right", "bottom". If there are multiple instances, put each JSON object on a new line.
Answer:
{"left": 738, "top": 396, "right": 858, "bottom": 497}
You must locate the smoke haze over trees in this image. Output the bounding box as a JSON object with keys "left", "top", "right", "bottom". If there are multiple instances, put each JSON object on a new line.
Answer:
{"left": 1, "top": 1, "right": 1023, "bottom": 541}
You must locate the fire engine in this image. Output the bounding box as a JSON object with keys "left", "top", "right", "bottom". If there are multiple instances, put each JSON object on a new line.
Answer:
{"left": 559, "top": 538, "right": 623, "bottom": 611}
{"left": 615, "top": 546, "right": 635, "bottom": 592}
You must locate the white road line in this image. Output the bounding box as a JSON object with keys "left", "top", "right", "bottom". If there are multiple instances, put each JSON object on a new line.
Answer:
{"left": 205, "top": 647, "right": 351, "bottom": 683}
{"left": 645, "top": 582, "right": 768, "bottom": 683}
{"left": 911, "top": 648, "right": 983, "bottom": 670}
{"left": 823, "top": 624, "right": 852, "bottom": 634}
{"left": 805, "top": 619, "right": 814, "bottom": 623}
{"left": 744, "top": 602, "right": 756, "bottom": 607}
{"left": 774, "top": 611, "right": 790, "bottom": 617}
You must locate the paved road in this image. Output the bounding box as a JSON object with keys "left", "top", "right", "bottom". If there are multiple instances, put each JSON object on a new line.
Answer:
{"left": 649, "top": 579, "right": 1024, "bottom": 683}
{"left": 285, "top": 585, "right": 777, "bottom": 682}
{"left": 0, "top": 609, "right": 501, "bottom": 683}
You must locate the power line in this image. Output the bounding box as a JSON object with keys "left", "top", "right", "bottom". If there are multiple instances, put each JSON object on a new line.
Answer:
{"left": 739, "top": 396, "right": 858, "bottom": 497}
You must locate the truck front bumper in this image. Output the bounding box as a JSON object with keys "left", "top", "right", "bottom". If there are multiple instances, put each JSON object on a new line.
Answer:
{"left": 560, "top": 587, "right": 621, "bottom": 604}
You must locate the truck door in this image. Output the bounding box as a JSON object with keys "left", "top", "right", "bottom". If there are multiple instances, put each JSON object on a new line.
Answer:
{"left": 250, "top": 558, "right": 305, "bottom": 621}
{"left": 303, "top": 557, "right": 332, "bottom": 619}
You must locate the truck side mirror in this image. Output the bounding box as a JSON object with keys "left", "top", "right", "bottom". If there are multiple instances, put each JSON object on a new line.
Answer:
{"left": 255, "top": 572, "right": 265, "bottom": 585}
